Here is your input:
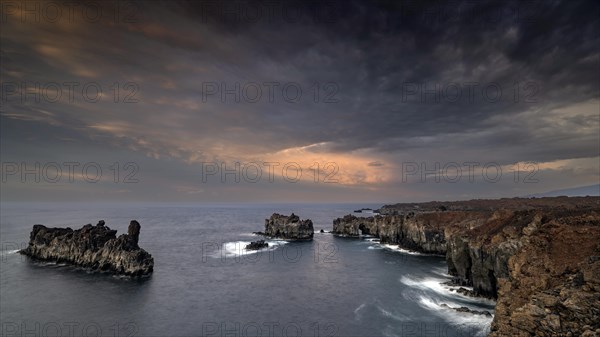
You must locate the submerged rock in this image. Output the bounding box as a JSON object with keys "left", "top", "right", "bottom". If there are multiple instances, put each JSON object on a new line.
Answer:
{"left": 262, "top": 213, "right": 313, "bottom": 240}
{"left": 20, "top": 220, "right": 154, "bottom": 277}
{"left": 440, "top": 303, "right": 492, "bottom": 316}
{"left": 245, "top": 240, "right": 268, "bottom": 250}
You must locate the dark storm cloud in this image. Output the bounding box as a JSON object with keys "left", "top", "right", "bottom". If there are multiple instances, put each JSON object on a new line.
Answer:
{"left": 160, "top": 0, "right": 600, "bottom": 161}
{"left": 0, "top": 0, "right": 598, "bottom": 201}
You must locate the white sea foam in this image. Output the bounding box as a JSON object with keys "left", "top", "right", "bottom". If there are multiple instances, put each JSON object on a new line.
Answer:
{"left": 400, "top": 275, "right": 494, "bottom": 337}
{"left": 220, "top": 240, "right": 288, "bottom": 258}
{"left": 353, "top": 303, "right": 366, "bottom": 321}
{"left": 418, "top": 295, "right": 441, "bottom": 309}
{"left": 431, "top": 266, "right": 451, "bottom": 277}
{"left": 381, "top": 244, "right": 424, "bottom": 255}
{"left": 0, "top": 249, "right": 20, "bottom": 256}
{"left": 354, "top": 300, "right": 408, "bottom": 323}
{"left": 401, "top": 276, "right": 449, "bottom": 294}
{"left": 354, "top": 303, "right": 366, "bottom": 314}
{"left": 400, "top": 275, "right": 496, "bottom": 305}
{"left": 360, "top": 238, "right": 426, "bottom": 255}
{"left": 415, "top": 293, "right": 476, "bottom": 312}
{"left": 417, "top": 295, "right": 493, "bottom": 337}
{"left": 376, "top": 304, "right": 408, "bottom": 322}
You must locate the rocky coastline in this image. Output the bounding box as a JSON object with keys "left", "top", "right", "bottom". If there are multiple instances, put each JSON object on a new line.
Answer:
{"left": 255, "top": 213, "right": 314, "bottom": 240}
{"left": 20, "top": 220, "right": 154, "bottom": 277}
{"left": 332, "top": 197, "right": 600, "bottom": 336}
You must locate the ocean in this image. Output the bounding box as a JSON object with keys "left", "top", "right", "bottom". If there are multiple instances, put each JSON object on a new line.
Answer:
{"left": 0, "top": 203, "right": 495, "bottom": 337}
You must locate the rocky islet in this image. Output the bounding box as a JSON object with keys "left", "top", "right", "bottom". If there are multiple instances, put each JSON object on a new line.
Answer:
{"left": 20, "top": 220, "right": 154, "bottom": 277}
{"left": 255, "top": 213, "right": 314, "bottom": 240}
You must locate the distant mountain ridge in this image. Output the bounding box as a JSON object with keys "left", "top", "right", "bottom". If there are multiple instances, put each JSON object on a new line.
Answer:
{"left": 526, "top": 184, "right": 600, "bottom": 198}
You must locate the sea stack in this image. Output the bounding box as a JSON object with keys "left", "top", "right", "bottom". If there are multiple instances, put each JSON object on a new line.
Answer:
{"left": 20, "top": 220, "right": 154, "bottom": 277}
{"left": 262, "top": 213, "right": 314, "bottom": 240}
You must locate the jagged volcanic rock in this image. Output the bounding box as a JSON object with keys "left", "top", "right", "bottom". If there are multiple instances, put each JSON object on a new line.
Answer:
{"left": 20, "top": 220, "right": 154, "bottom": 277}
{"left": 263, "top": 213, "right": 313, "bottom": 240}
{"left": 489, "top": 210, "right": 600, "bottom": 337}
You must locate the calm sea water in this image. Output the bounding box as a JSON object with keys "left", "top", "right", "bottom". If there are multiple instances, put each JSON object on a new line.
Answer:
{"left": 0, "top": 203, "right": 494, "bottom": 337}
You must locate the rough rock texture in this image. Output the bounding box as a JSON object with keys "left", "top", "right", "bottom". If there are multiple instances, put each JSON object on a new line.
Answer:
{"left": 332, "top": 214, "right": 373, "bottom": 236}
{"left": 262, "top": 213, "right": 313, "bottom": 240}
{"left": 332, "top": 197, "right": 600, "bottom": 336}
{"left": 20, "top": 220, "right": 154, "bottom": 277}
{"left": 489, "top": 210, "right": 600, "bottom": 337}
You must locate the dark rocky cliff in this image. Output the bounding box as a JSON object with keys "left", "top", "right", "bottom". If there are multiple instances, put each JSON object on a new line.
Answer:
{"left": 20, "top": 220, "right": 154, "bottom": 277}
{"left": 333, "top": 197, "right": 600, "bottom": 336}
{"left": 332, "top": 211, "right": 487, "bottom": 256}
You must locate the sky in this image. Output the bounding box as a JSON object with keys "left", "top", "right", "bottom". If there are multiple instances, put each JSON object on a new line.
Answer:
{"left": 0, "top": 0, "right": 599, "bottom": 203}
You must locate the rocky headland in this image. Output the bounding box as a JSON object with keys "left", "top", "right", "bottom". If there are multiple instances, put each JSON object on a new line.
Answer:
{"left": 20, "top": 220, "right": 154, "bottom": 277}
{"left": 255, "top": 213, "right": 314, "bottom": 240}
{"left": 332, "top": 197, "right": 600, "bottom": 336}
